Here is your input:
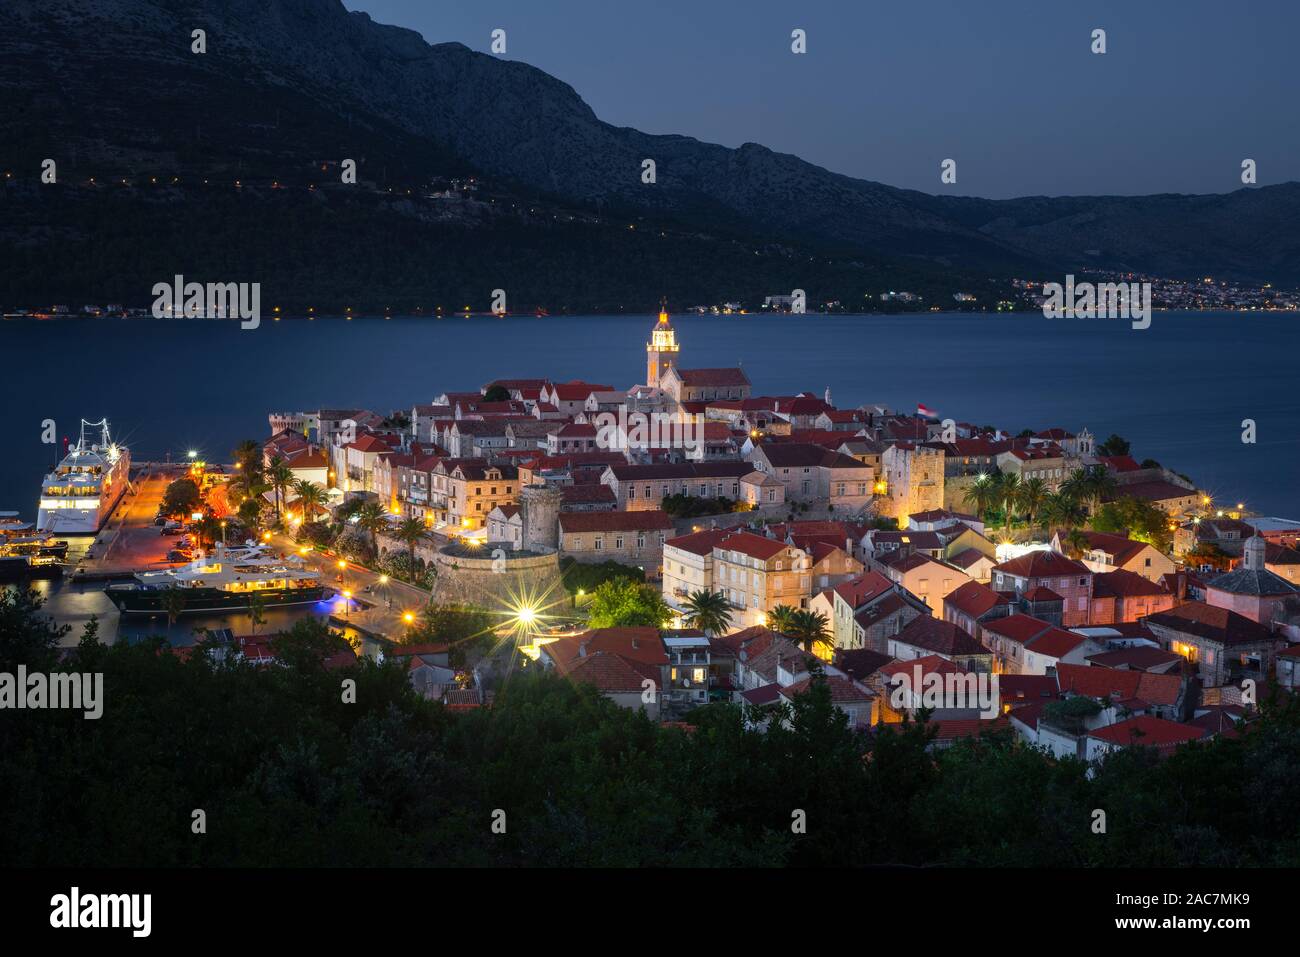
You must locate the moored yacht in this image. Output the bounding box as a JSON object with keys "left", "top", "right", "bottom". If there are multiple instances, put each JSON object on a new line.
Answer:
{"left": 0, "top": 511, "right": 68, "bottom": 580}
{"left": 105, "top": 543, "right": 330, "bottom": 615}
{"left": 36, "top": 419, "right": 131, "bottom": 534}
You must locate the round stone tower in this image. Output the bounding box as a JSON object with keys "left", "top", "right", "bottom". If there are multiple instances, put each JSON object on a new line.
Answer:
{"left": 519, "top": 483, "right": 563, "bottom": 551}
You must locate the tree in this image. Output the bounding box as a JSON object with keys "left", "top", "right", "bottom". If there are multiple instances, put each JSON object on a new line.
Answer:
{"left": 1062, "top": 465, "right": 1115, "bottom": 516}
{"left": 482, "top": 385, "right": 511, "bottom": 403}
{"left": 1063, "top": 529, "right": 1091, "bottom": 560}
{"left": 558, "top": 556, "right": 644, "bottom": 599}
{"left": 393, "top": 516, "right": 429, "bottom": 568}
{"left": 785, "top": 609, "right": 832, "bottom": 657}
{"left": 237, "top": 497, "right": 263, "bottom": 532}
{"left": 266, "top": 456, "right": 294, "bottom": 525}
{"left": 963, "top": 474, "right": 999, "bottom": 522}
{"left": 1041, "top": 491, "right": 1085, "bottom": 533}
{"left": 0, "top": 588, "right": 67, "bottom": 670}
{"left": 355, "top": 501, "right": 390, "bottom": 553}
{"left": 1016, "top": 477, "right": 1049, "bottom": 530}
{"left": 585, "top": 578, "right": 673, "bottom": 629}
{"left": 162, "top": 586, "right": 187, "bottom": 626}
{"left": 293, "top": 479, "right": 328, "bottom": 525}
{"left": 1090, "top": 497, "right": 1173, "bottom": 552}
{"left": 996, "top": 473, "right": 1022, "bottom": 532}
{"left": 682, "top": 589, "right": 732, "bottom": 636}
{"left": 767, "top": 604, "right": 799, "bottom": 635}
{"left": 160, "top": 478, "right": 202, "bottom": 518}
{"left": 247, "top": 590, "right": 268, "bottom": 635}
{"left": 407, "top": 602, "right": 496, "bottom": 667}
{"left": 194, "top": 515, "right": 224, "bottom": 549}
{"left": 1097, "top": 433, "right": 1131, "bottom": 457}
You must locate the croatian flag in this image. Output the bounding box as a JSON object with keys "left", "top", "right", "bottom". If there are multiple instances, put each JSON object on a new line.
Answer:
{"left": 917, "top": 403, "right": 938, "bottom": 419}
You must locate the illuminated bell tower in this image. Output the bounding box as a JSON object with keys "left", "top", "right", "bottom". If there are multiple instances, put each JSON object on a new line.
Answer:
{"left": 646, "top": 297, "right": 680, "bottom": 387}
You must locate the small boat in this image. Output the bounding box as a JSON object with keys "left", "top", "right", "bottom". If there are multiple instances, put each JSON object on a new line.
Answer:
{"left": 0, "top": 512, "right": 68, "bottom": 580}
{"left": 105, "top": 543, "right": 329, "bottom": 615}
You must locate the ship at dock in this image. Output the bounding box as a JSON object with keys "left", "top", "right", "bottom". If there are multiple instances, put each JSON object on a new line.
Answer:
{"left": 105, "top": 543, "right": 330, "bottom": 616}
{"left": 36, "top": 418, "right": 131, "bottom": 535}
{"left": 0, "top": 512, "right": 68, "bottom": 580}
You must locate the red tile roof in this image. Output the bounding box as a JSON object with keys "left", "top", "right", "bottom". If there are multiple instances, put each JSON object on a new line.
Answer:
{"left": 1145, "top": 601, "right": 1274, "bottom": 647}
{"left": 558, "top": 509, "right": 673, "bottom": 533}
{"left": 1055, "top": 663, "right": 1182, "bottom": 707}
{"left": 1086, "top": 716, "right": 1207, "bottom": 748}
{"left": 943, "top": 580, "right": 1013, "bottom": 618}
{"left": 993, "top": 550, "right": 1090, "bottom": 579}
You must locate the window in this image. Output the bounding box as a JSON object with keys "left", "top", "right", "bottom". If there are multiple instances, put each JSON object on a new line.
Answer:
{"left": 594, "top": 537, "right": 603, "bottom": 550}
{"left": 692, "top": 668, "right": 706, "bottom": 684}
{"left": 615, "top": 536, "right": 624, "bottom": 549}
{"left": 644, "top": 485, "right": 652, "bottom": 498}
{"left": 628, "top": 486, "right": 636, "bottom": 500}
{"left": 636, "top": 534, "right": 646, "bottom": 548}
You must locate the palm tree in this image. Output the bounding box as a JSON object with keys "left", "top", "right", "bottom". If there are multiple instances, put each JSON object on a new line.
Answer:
{"left": 1017, "top": 477, "right": 1049, "bottom": 530}
{"left": 1040, "top": 490, "right": 1086, "bottom": 536}
{"left": 785, "top": 609, "right": 832, "bottom": 658}
{"left": 683, "top": 589, "right": 732, "bottom": 636}
{"left": 162, "top": 587, "right": 187, "bottom": 627}
{"left": 231, "top": 440, "right": 264, "bottom": 498}
{"left": 293, "top": 479, "right": 327, "bottom": 525}
{"left": 355, "top": 501, "right": 390, "bottom": 553}
{"left": 964, "top": 473, "right": 999, "bottom": 522}
{"left": 393, "top": 516, "right": 429, "bottom": 567}
{"left": 1064, "top": 528, "right": 1092, "bottom": 560}
{"left": 1062, "top": 466, "right": 1116, "bottom": 516}
{"left": 1083, "top": 465, "right": 1117, "bottom": 515}
{"left": 767, "top": 604, "right": 799, "bottom": 634}
{"left": 247, "top": 590, "right": 268, "bottom": 635}
{"left": 266, "top": 456, "right": 294, "bottom": 525}
{"left": 996, "top": 473, "right": 1022, "bottom": 532}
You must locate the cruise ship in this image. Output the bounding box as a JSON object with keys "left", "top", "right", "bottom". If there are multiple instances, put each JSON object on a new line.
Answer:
{"left": 105, "top": 543, "right": 329, "bottom": 615}
{"left": 36, "top": 419, "right": 131, "bottom": 534}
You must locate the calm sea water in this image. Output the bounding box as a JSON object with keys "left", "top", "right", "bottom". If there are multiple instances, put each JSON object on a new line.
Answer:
{"left": 2, "top": 310, "right": 1296, "bottom": 518}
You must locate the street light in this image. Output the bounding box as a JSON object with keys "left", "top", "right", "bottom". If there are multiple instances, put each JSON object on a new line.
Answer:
{"left": 341, "top": 589, "right": 352, "bottom": 623}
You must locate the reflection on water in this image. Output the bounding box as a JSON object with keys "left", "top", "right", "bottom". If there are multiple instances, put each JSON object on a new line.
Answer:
{"left": 16, "top": 577, "right": 374, "bottom": 651}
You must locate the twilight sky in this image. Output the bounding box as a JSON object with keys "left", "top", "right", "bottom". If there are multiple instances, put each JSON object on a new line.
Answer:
{"left": 345, "top": 0, "right": 1297, "bottom": 199}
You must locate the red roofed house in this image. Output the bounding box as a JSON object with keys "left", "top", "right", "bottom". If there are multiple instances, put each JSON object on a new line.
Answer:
{"left": 747, "top": 442, "right": 875, "bottom": 509}
{"left": 810, "top": 571, "right": 926, "bottom": 652}
{"left": 942, "top": 579, "right": 1014, "bottom": 644}
{"left": 1052, "top": 529, "right": 1176, "bottom": 583}
{"left": 660, "top": 366, "right": 752, "bottom": 403}
{"left": 558, "top": 509, "right": 674, "bottom": 574}
{"left": 711, "top": 531, "right": 814, "bottom": 632}
{"left": 778, "top": 674, "right": 876, "bottom": 729}
{"left": 1089, "top": 568, "right": 1177, "bottom": 625}
{"left": 981, "top": 614, "right": 1104, "bottom": 675}
{"left": 887, "top": 615, "right": 993, "bottom": 673}
{"left": 539, "top": 626, "right": 669, "bottom": 718}
{"left": 1145, "top": 600, "right": 1284, "bottom": 688}
{"left": 1084, "top": 716, "right": 1207, "bottom": 761}
{"left": 991, "top": 550, "right": 1094, "bottom": 627}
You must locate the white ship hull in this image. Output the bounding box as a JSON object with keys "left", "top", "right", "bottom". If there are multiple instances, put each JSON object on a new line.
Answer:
{"left": 36, "top": 420, "right": 131, "bottom": 534}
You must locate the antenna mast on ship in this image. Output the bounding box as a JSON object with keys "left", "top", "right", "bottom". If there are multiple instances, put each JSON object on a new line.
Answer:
{"left": 77, "top": 418, "right": 113, "bottom": 452}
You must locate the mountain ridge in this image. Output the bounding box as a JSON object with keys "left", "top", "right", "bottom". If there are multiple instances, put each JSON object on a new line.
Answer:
{"left": 4, "top": 0, "right": 1299, "bottom": 291}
